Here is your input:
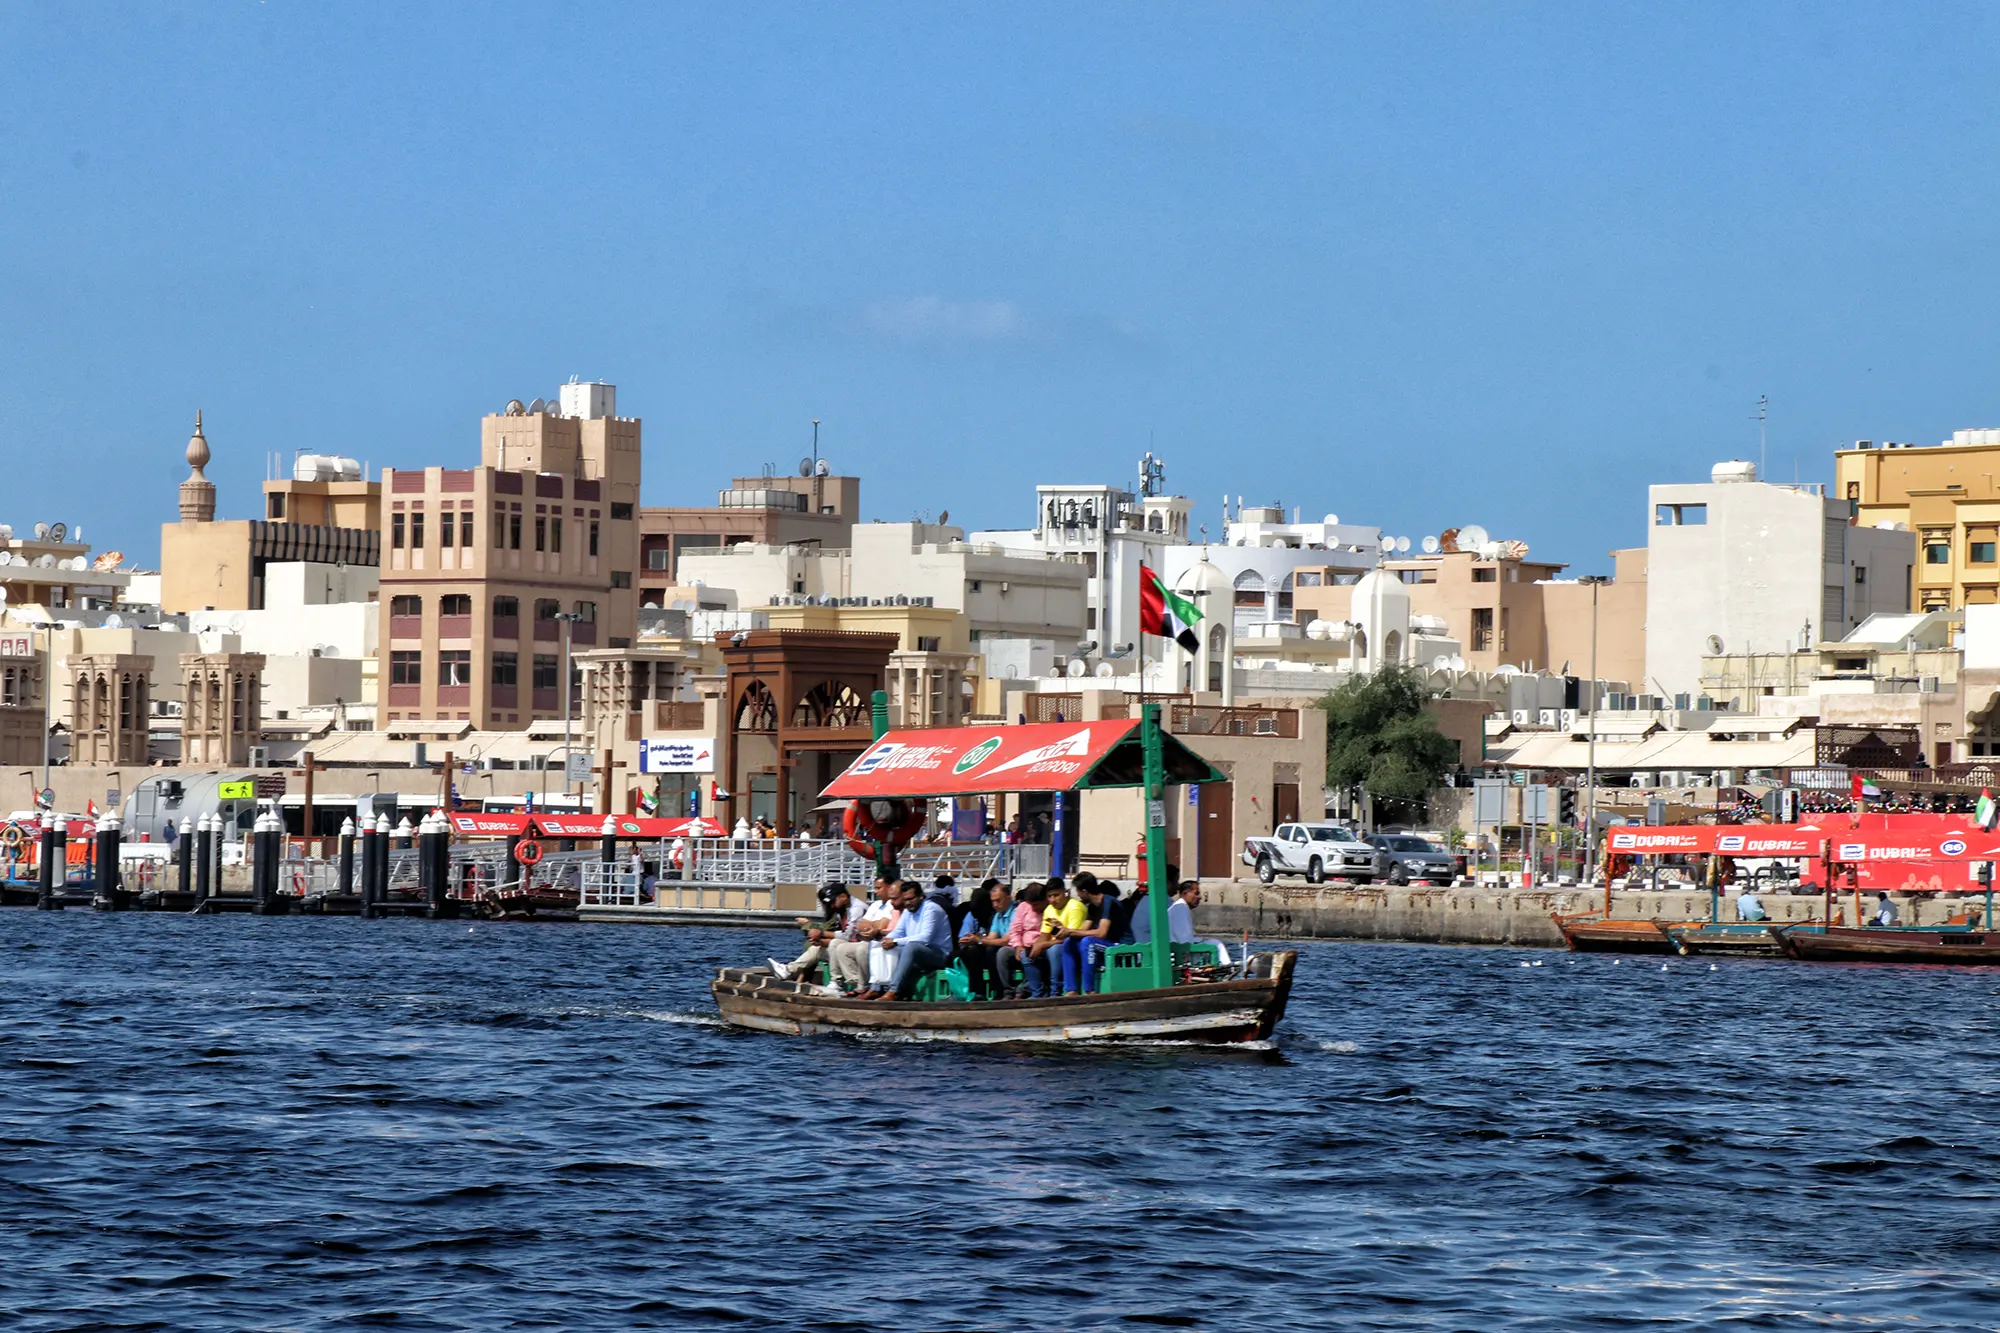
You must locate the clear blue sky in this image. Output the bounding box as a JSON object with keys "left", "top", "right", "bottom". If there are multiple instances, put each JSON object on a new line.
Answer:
{"left": 6, "top": 4, "right": 2000, "bottom": 573}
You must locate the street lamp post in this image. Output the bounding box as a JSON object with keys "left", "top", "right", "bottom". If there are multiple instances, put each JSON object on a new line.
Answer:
{"left": 554, "top": 612, "right": 582, "bottom": 802}
{"left": 1580, "top": 575, "right": 1609, "bottom": 883}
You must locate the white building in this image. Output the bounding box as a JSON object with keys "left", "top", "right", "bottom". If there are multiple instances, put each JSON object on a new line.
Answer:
{"left": 1647, "top": 460, "right": 1915, "bottom": 702}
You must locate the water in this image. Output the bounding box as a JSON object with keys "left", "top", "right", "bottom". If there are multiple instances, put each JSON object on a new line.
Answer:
{"left": 5, "top": 918, "right": 2000, "bottom": 1332}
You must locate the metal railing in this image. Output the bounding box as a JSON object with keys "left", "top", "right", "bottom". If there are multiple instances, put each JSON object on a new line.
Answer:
{"left": 578, "top": 862, "right": 778, "bottom": 911}
{"left": 1169, "top": 703, "right": 1300, "bottom": 738}
{"left": 583, "top": 837, "right": 1055, "bottom": 887}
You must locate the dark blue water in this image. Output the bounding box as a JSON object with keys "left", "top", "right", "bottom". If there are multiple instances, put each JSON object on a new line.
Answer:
{"left": 5, "top": 917, "right": 2000, "bottom": 1332}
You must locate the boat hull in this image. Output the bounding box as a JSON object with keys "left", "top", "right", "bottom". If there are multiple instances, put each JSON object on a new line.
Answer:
{"left": 1775, "top": 926, "right": 2000, "bottom": 965}
{"left": 1665, "top": 924, "right": 1787, "bottom": 957}
{"left": 1552, "top": 912, "right": 1682, "bottom": 955}
{"left": 711, "top": 951, "right": 1297, "bottom": 1045}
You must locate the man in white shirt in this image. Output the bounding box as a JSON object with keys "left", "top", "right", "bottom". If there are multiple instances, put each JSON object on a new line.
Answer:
{"left": 1735, "top": 887, "right": 1767, "bottom": 922}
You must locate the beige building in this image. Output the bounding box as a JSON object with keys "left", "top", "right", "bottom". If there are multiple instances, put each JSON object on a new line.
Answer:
{"left": 1834, "top": 432, "right": 2000, "bottom": 612}
{"left": 639, "top": 471, "right": 861, "bottom": 608}
{"left": 377, "top": 385, "right": 642, "bottom": 730}
{"left": 160, "top": 414, "right": 383, "bottom": 614}
{"left": 179, "top": 651, "right": 267, "bottom": 765}
{"left": 1293, "top": 547, "right": 1647, "bottom": 687}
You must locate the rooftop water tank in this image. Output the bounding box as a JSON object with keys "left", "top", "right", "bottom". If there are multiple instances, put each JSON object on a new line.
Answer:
{"left": 1711, "top": 459, "right": 1758, "bottom": 484}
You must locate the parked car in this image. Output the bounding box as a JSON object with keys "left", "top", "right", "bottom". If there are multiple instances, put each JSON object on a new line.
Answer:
{"left": 1365, "top": 833, "right": 1458, "bottom": 885}
{"left": 1242, "top": 822, "right": 1377, "bottom": 884}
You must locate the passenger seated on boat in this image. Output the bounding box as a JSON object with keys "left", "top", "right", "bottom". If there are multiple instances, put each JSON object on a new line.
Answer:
{"left": 862, "top": 880, "right": 955, "bottom": 1001}
{"left": 1875, "top": 892, "right": 1900, "bottom": 927}
{"left": 771, "top": 882, "right": 862, "bottom": 983}
{"left": 956, "top": 879, "right": 1011, "bottom": 998}
{"left": 1127, "top": 862, "right": 1179, "bottom": 945}
{"left": 860, "top": 875, "right": 905, "bottom": 989}
{"left": 1038, "top": 880, "right": 1088, "bottom": 994}
{"left": 1058, "top": 873, "right": 1121, "bottom": 993}
{"left": 998, "top": 882, "right": 1050, "bottom": 998}
{"left": 1735, "top": 887, "right": 1767, "bottom": 923}
{"left": 1170, "top": 883, "right": 1233, "bottom": 965}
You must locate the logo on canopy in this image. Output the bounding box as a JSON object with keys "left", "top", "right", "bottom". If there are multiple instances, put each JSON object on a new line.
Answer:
{"left": 953, "top": 737, "right": 1003, "bottom": 775}
{"left": 986, "top": 730, "right": 1094, "bottom": 777}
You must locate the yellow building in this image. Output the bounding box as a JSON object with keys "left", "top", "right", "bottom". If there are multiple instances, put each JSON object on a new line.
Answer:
{"left": 1834, "top": 432, "right": 2000, "bottom": 611}
{"left": 160, "top": 414, "right": 382, "bottom": 613}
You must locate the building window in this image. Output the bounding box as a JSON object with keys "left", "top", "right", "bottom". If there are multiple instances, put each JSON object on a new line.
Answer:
{"left": 410, "top": 510, "right": 426, "bottom": 548}
{"left": 390, "top": 651, "right": 421, "bottom": 685}
{"left": 646, "top": 548, "right": 670, "bottom": 570}
{"left": 438, "top": 650, "right": 472, "bottom": 687}
{"left": 610, "top": 571, "right": 632, "bottom": 589}
{"left": 440, "top": 511, "right": 455, "bottom": 548}
{"left": 1974, "top": 542, "right": 1998, "bottom": 565}
{"left": 493, "top": 508, "right": 506, "bottom": 548}
{"left": 551, "top": 517, "right": 563, "bottom": 554}
{"left": 917, "top": 636, "right": 941, "bottom": 652}
{"left": 535, "top": 598, "right": 560, "bottom": 622}
{"left": 1655, "top": 503, "right": 1707, "bottom": 526}
{"left": 439, "top": 594, "right": 472, "bottom": 616}
{"left": 1926, "top": 542, "right": 1951, "bottom": 564}
{"left": 391, "top": 512, "right": 405, "bottom": 548}
{"left": 268, "top": 493, "right": 286, "bottom": 519}
{"left": 1854, "top": 567, "right": 1868, "bottom": 586}
{"left": 493, "top": 595, "right": 519, "bottom": 618}
{"left": 534, "top": 516, "right": 547, "bottom": 552}
{"left": 611, "top": 502, "right": 634, "bottom": 520}
{"left": 573, "top": 600, "right": 597, "bottom": 623}
{"left": 460, "top": 510, "right": 473, "bottom": 546}
{"left": 532, "top": 655, "right": 559, "bottom": 689}
{"left": 589, "top": 520, "right": 600, "bottom": 557}
{"left": 389, "top": 594, "right": 422, "bottom": 617}
{"left": 509, "top": 511, "right": 522, "bottom": 549}
{"left": 1087, "top": 608, "right": 1097, "bottom": 630}
{"left": 1471, "top": 608, "right": 1494, "bottom": 652}
{"left": 1294, "top": 570, "right": 1323, "bottom": 587}
{"left": 968, "top": 580, "right": 982, "bottom": 593}
{"left": 1473, "top": 567, "right": 1497, "bottom": 583}
{"left": 1847, "top": 481, "right": 1861, "bottom": 500}
{"left": 492, "top": 652, "right": 518, "bottom": 686}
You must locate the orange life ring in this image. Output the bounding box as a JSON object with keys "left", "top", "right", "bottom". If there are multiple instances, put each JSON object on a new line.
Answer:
{"left": 841, "top": 799, "right": 925, "bottom": 860}
{"left": 515, "top": 839, "right": 544, "bottom": 866}
{"left": 0, "top": 823, "right": 22, "bottom": 851}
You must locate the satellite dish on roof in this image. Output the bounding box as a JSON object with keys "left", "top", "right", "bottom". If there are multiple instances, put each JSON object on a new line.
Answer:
{"left": 1094, "top": 661, "right": 1116, "bottom": 678}
{"left": 1394, "top": 536, "right": 1412, "bottom": 553}
{"left": 34, "top": 554, "right": 54, "bottom": 568}
{"left": 1421, "top": 535, "right": 1440, "bottom": 554}
{"left": 527, "top": 398, "right": 545, "bottom": 414}
{"left": 1066, "top": 659, "right": 1088, "bottom": 678}
{"left": 815, "top": 459, "right": 830, "bottom": 477}
{"left": 1458, "top": 524, "right": 1490, "bottom": 550}
{"left": 49, "top": 522, "right": 67, "bottom": 544}
{"left": 105, "top": 614, "right": 123, "bottom": 629}
{"left": 799, "top": 457, "right": 814, "bottom": 477}
{"left": 33, "top": 523, "right": 49, "bottom": 540}
{"left": 1704, "top": 634, "right": 1725, "bottom": 656}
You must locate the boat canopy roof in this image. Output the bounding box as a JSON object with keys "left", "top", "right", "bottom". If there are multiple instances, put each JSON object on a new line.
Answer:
{"left": 823, "top": 720, "right": 1225, "bottom": 801}
{"left": 446, "top": 813, "right": 728, "bottom": 839}
{"left": 1608, "top": 819, "right": 1998, "bottom": 861}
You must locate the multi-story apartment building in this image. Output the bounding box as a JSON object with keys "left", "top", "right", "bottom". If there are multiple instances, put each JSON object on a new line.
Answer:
{"left": 377, "top": 382, "right": 642, "bottom": 729}
{"left": 1835, "top": 430, "right": 2000, "bottom": 612}
{"left": 638, "top": 470, "right": 860, "bottom": 607}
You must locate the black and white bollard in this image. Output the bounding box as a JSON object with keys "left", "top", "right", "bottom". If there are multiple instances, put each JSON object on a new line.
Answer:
{"left": 49, "top": 814, "right": 68, "bottom": 907}
{"left": 91, "top": 813, "right": 124, "bottom": 911}
{"left": 372, "top": 813, "right": 393, "bottom": 912}
{"left": 395, "top": 816, "right": 413, "bottom": 852}
{"left": 36, "top": 810, "right": 59, "bottom": 911}
{"left": 357, "top": 814, "right": 378, "bottom": 917}
{"left": 337, "top": 817, "right": 356, "bottom": 903}
{"left": 193, "top": 813, "right": 213, "bottom": 908}
{"left": 421, "top": 812, "right": 451, "bottom": 919}
{"left": 252, "top": 810, "right": 274, "bottom": 914}
{"left": 176, "top": 817, "right": 193, "bottom": 899}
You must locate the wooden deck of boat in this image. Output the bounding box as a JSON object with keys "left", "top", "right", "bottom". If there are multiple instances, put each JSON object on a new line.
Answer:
{"left": 1776, "top": 925, "right": 2000, "bottom": 965}
{"left": 711, "top": 951, "right": 1297, "bottom": 1044}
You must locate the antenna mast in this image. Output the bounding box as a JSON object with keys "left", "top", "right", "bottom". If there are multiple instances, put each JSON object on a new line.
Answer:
{"left": 1754, "top": 394, "right": 1768, "bottom": 480}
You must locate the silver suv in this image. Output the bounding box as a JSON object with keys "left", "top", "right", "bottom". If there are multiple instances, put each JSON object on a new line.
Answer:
{"left": 1365, "top": 834, "right": 1457, "bottom": 885}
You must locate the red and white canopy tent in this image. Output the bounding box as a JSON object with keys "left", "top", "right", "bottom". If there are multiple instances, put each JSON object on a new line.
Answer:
{"left": 445, "top": 812, "right": 729, "bottom": 840}
{"left": 820, "top": 720, "right": 1224, "bottom": 801}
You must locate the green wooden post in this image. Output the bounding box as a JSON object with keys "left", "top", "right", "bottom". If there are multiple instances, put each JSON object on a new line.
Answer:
{"left": 870, "top": 690, "right": 895, "bottom": 880}
{"left": 1142, "top": 702, "right": 1174, "bottom": 990}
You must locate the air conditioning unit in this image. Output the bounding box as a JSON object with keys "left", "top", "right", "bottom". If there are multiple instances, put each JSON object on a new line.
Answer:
{"left": 1559, "top": 708, "right": 1579, "bottom": 730}
{"left": 1921, "top": 675, "right": 1940, "bottom": 693}
{"left": 1538, "top": 708, "right": 1559, "bottom": 726}
{"left": 1606, "top": 691, "right": 1626, "bottom": 710}
{"left": 247, "top": 746, "right": 269, "bottom": 768}
{"left": 1511, "top": 709, "right": 1534, "bottom": 726}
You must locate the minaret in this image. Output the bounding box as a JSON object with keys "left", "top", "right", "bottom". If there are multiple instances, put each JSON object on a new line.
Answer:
{"left": 178, "top": 410, "right": 216, "bottom": 523}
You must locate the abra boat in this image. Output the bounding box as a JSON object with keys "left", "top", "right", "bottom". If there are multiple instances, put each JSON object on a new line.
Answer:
{"left": 1773, "top": 924, "right": 2000, "bottom": 965}
{"left": 1552, "top": 911, "right": 1683, "bottom": 955}
{"left": 1663, "top": 922, "right": 1789, "bottom": 957}
{"left": 711, "top": 951, "right": 1297, "bottom": 1044}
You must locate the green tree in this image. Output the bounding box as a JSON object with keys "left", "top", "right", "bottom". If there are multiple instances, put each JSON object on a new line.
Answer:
{"left": 1318, "top": 666, "right": 1459, "bottom": 823}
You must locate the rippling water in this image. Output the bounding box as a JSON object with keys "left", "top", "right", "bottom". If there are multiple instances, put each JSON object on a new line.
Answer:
{"left": 5, "top": 915, "right": 2000, "bottom": 1330}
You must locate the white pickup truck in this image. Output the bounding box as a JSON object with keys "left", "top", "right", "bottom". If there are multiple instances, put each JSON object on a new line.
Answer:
{"left": 1241, "top": 822, "right": 1378, "bottom": 884}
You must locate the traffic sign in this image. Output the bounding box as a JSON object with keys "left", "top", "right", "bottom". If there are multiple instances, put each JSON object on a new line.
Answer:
{"left": 565, "top": 753, "right": 592, "bottom": 784}
{"left": 216, "top": 780, "right": 255, "bottom": 801}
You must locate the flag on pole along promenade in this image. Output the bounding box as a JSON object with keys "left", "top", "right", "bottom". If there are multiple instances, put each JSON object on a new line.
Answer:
{"left": 1979, "top": 788, "right": 1997, "bottom": 832}
{"left": 1140, "top": 565, "right": 1202, "bottom": 653}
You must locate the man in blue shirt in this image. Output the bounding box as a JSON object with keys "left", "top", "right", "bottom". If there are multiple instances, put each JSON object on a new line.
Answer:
{"left": 865, "top": 879, "right": 954, "bottom": 1000}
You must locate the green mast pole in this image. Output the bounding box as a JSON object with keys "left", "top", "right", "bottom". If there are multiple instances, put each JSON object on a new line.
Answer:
{"left": 870, "top": 689, "right": 894, "bottom": 879}
{"left": 1142, "top": 702, "right": 1173, "bottom": 989}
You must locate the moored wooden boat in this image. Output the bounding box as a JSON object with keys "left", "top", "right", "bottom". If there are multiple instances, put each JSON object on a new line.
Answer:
{"left": 1774, "top": 924, "right": 2000, "bottom": 965}
{"left": 1663, "top": 922, "right": 1788, "bottom": 957}
{"left": 711, "top": 950, "right": 1297, "bottom": 1044}
{"left": 1552, "top": 911, "right": 1683, "bottom": 955}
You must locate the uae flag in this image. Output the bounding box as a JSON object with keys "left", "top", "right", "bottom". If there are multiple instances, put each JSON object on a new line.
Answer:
{"left": 1140, "top": 565, "right": 1203, "bottom": 653}
{"left": 1978, "top": 788, "right": 1997, "bottom": 832}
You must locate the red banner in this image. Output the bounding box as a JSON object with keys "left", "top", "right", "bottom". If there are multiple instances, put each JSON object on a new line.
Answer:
{"left": 823, "top": 722, "right": 1140, "bottom": 799}
{"left": 447, "top": 812, "right": 531, "bottom": 836}
{"left": 1608, "top": 819, "right": 2000, "bottom": 863}
{"left": 526, "top": 814, "right": 729, "bottom": 839}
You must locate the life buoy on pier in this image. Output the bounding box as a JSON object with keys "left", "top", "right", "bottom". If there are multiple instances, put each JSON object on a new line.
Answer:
{"left": 514, "top": 839, "right": 544, "bottom": 866}
{"left": 842, "top": 799, "right": 925, "bottom": 861}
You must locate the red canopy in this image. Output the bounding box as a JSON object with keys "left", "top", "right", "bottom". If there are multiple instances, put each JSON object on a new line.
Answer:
{"left": 821, "top": 720, "right": 1224, "bottom": 800}
{"left": 448, "top": 812, "right": 531, "bottom": 837}
{"left": 1609, "top": 820, "right": 2000, "bottom": 862}
{"left": 529, "top": 813, "right": 728, "bottom": 839}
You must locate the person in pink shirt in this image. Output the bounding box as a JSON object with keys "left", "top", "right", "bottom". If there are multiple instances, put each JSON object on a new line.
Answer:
{"left": 995, "top": 882, "right": 1049, "bottom": 999}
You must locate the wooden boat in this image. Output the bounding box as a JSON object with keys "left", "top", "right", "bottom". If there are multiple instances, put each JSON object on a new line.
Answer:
{"left": 1552, "top": 911, "right": 1683, "bottom": 955}
{"left": 1663, "top": 922, "right": 1789, "bottom": 957}
{"left": 711, "top": 950, "right": 1298, "bottom": 1045}
{"left": 1773, "top": 924, "right": 2000, "bottom": 965}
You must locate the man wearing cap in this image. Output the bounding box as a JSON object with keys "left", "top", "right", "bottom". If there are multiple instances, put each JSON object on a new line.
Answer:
{"left": 771, "top": 882, "right": 862, "bottom": 985}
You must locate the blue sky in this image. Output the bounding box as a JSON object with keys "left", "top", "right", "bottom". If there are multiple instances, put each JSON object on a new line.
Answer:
{"left": 6, "top": 4, "right": 2000, "bottom": 573}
